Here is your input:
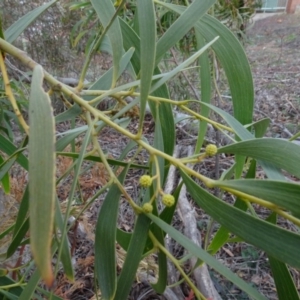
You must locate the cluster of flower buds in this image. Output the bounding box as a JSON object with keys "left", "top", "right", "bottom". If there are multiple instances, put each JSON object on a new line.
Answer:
{"left": 139, "top": 175, "right": 175, "bottom": 213}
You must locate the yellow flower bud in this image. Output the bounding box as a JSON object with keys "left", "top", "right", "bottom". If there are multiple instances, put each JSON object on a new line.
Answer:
{"left": 139, "top": 175, "right": 153, "bottom": 188}
{"left": 162, "top": 194, "right": 175, "bottom": 207}
{"left": 205, "top": 144, "right": 218, "bottom": 156}
{"left": 142, "top": 203, "right": 153, "bottom": 213}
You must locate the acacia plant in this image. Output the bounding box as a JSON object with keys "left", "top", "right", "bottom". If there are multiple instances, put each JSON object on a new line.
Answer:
{"left": 0, "top": 0, "right": 300, "bottom": 299}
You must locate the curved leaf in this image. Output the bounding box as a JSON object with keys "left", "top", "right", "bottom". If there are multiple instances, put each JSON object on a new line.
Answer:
{"left": 180, "top": 170, "right": 300, "bottom": 269}
{"left": 197, "top": 14, "right": 254, "bottom": 125}
{"left": 29, "top": 65, "right": 56, "bottom": 286}
{"left": 156, "top": 2, "right": 254, "bottom": 125}
{"left": 219, "top": 138, "right": 300, "bottom": 179}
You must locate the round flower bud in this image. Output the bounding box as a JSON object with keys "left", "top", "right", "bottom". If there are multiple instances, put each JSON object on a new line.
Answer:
{"left": 142, "top": 203, "right": 153, "bottom": 213}
{"left": 162, "top": 194, "right": 175, "bottom": 207}
{"left": 205, "top": 144, "right": 218, "bottom": 156}
{"left": 139, "top": 175, "right": 153, "bottom": 188}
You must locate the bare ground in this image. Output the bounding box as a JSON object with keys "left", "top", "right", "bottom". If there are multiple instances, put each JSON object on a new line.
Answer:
{"left": 246, "top": 13, "right": 300, "bottom": 138}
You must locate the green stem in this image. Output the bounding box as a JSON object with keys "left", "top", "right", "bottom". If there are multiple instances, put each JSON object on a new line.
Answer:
{"left": 87, "top": 113, "right": 140, "bottom": 210}
{"left": 289, "top": 131, "right": 300, "bottom": 142}
{"left": 70, "top": 180, "right": 113, "bottom": 227}
{"left": 181, "top": 105, "right": 233, "bottom": 133}
{"left": 0, "top": 280, "right": 26, "bottom": 289}
{"left": 0, "top": 51, "right": 29, "bottom": 134}
{"left": 76, "top": 0, "right": 127, "bottom": 90}
{"left": 217, "top": 186, "right": 300, "bottom": 227}
{"left": 148, "top": 231, "right": 206, "bottom": 300}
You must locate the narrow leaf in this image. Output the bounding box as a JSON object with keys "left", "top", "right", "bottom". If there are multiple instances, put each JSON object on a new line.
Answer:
{"left": 194, "top": 32, "right": 211, "bottom": 153}
{"left": 29, "top": 65, "right": 56, "bottom": 286}
{"left": 18, "top": 269, "right": 41, "bottom": 300}
{"left": 150, "top": 226, "right": 167, "bottom": 293}
{"left": 0, "top": 16, "right": 5, "bottom": 59}
{"left": 7, "top": 219, "right": 29, "bottom": 258}
{"left": 267, "top": 213, "right": 300, "bottom": 300}
{"left": 19, "top": 243, "right": 58, "bottom": 300}
{"left": 153, "top": 105, "right": 164, "bottom": 186}
{"left": 5, "top": 0, "right": 58, "bottom": 43}
{"left": 147, "top": 214, "right": 267, "bottom": 300}
{"left": 156, "top": 2, "right": 254, "bottom": 125}
{"left": 196, "top": 15, "right": 254, "bottom": 125}
{"left": 155, "top": 0, "right": 217, "bottom": 64}
{"left": 247, "top": 118, "right": 270, "bottom": 138}
{"left": 114, "top": 214, "right": 151, "bottom": 300}
{"left": 0, "top": 134, "right": 28, "bottom": 170}
{"left": 56, "top": 152, "right": 148, "bottom": 170}
{"left": 83, "top": 48, "right": 135, "bottom": 102}
{"left": 0, "top": 154, "right": 12, "bottom": 192}
{"left": 55, "top": 104, "right": 82, "bottom": 124}
{"left": 0, "top": 290, "right": 19, "bottom": 300}
{"left": 269, "top": 257, "right": 300, "bottom": 300}
{"left": 120, "top": 18, "right": 175, "bottom": 174}
{"left": 116, "top": 229, "right": 132, "bottom": 251}
{"left": 219, "top": 138, "right": 300, "bottom": 179}
{"left": 0, "top": 276, "right": 23, "bottom": 298}
{"left": 181, "top": 170, "right": 300, "bottom": 269}
{"left": 95, "top": 167, "right": 129, "bottom": 300}
{"left": 13, "top": 186, "right": 29, "bottom": 238}
{"left": 90, "top": 0, "right": 123, "bottom": 86}
{"left": 151, "top": 37, "right": 218, "bottom": 94}
{"left": 214, "top": 179, "right": 300, "bottom": 216}
{"left": 55, "top": 198, "right": 74, "bottom": 281}
{"left": 201, "top": 102, "right": 253, "bottom": 141}
{"left": 208, "top": 160, "right": 256, "bottom": 254}
{"left": 137, "top": 0, "right": 156, "bottom": 130}
{"left": 0, "top": 225, "right": 14, "bottom": 240}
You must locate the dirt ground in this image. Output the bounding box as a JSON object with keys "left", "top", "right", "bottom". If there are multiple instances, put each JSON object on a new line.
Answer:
{"left": 246, "top": 13, "right": 300, "bottom": 139}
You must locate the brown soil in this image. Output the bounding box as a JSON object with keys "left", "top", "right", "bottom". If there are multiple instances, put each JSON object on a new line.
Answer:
{"left": 246, "top": 13, "right": 300, "bottom": 138}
